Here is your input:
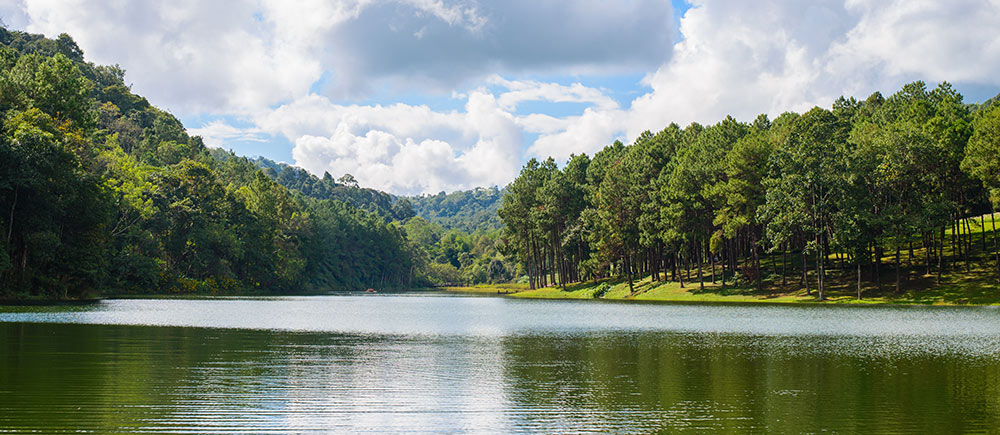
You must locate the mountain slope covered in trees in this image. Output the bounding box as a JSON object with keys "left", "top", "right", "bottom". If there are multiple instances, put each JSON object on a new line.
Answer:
{"left": 249, "top": 155, "right": 505, "bottom": 233}
{"left": 248, "top": 157, "right": 513, "bottom": 285}
{"left": 409, "top": 187, "right": 504, "bottom": 232}
{"left": 247, "top": 156, "right": 416, "bottom": 221}
{"left": 0, "top": 28, "right": 435, "bottom": 298}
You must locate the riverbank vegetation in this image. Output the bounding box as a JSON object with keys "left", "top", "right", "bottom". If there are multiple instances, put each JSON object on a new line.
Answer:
{"left": 0, "top": 29, "right": 507, "bottom": 300}
{"left": 7, "top": 28, "right": 1000, "bottom": 304}
{"left": 498, "top": 82, "right": 1000, "bottom": 301}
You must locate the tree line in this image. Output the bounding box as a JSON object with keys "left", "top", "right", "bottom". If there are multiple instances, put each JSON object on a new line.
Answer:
{"left": 246, "top": 155, "right": 514, "bottom": 287}
{"left": 0, "top": 29, "right": 484, "bottom": 298}
{"left": 499, "top": 81, "right": 1000, "bottom": 299}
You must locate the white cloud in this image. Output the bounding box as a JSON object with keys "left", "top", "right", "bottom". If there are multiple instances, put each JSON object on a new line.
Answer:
{"left": 8, "top": 0, "right": 1000, "bottom": 195}
{"left": 490, "top": 76, "right": 619, "bottom": 112}
{"left": 0, "top": 0, "right": 28, "bottom": 29}
{"left": 186, "top": 121, "right": 266, "bottom": 149}
{"left": 249, "top": 87, "right": 524, "bottom": 195}
{"left": 12, "top": 0, "right": 673, "bottom": 113}
{"left": 622, "top": 0, "right": 1000, "bottom": 139}
{"left": 517, "top": 0, "right": 1000, "bottom": 166}
{"left": 528, "top": 108, "right": 627, "bottom": 160}
{"left": 20, "top": 0, "right": 325, "bottom": 114}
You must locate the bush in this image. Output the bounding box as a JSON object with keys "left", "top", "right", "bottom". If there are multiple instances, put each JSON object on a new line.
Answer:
{"left": 592, "top": 283, "right": 611, "bottom": 298}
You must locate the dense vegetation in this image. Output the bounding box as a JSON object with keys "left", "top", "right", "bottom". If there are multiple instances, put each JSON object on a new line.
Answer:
{"left": 250, "top": 156, "right": 416, "bottom": 221}
{"left": 9, "top": 27, "right": 1000, "bottom": 303}
{"left": 0, "top": 29, "right": 507, "bottom": 299}
{"left": 251, "top": 157, "right": 512, "bottom": 286}
{"left": 409, "top": 187, "right": 504, "bottom": 233}
{"left": 499, "top": 82, "right": 1000, "bottom": 300}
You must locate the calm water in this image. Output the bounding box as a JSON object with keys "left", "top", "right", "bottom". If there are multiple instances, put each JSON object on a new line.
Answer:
{"left": 3, "top": 294, "right": 1000, "bottom": 433}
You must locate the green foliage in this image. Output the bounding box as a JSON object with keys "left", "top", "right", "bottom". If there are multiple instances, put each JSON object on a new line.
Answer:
{"left": 250, "top": 156, "right": 414, "bottom": 221}
{"left": 963, "top": 105, "right": 1000, "bottom": 206}
{"left": 0, "top": 29, "right": 438, "bottom": 298}
{"left": 409, "top": 187, "right": 504, "bottom": 232}
{"left": 499, "top": 81, "right": 996, "bottom": 300}
{"left": 591, "top": 282, "right": 611, "bottom": 298}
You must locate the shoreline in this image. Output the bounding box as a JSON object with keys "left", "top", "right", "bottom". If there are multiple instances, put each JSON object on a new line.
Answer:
{"left": 4, "top": 281, "right": 1000, "bottom": 307}
{"left": 441, "top": 277, "right": 1000, "bottom": 307}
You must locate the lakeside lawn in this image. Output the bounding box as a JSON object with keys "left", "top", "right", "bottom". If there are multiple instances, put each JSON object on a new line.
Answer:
{"left": 441, "top": 213, "right": 1000, "bottom": 306}
{"left": 445, "top": 252, "right": 1000, "bottom": 306}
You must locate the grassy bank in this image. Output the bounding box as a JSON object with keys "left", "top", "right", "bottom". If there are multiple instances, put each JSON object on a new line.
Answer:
{"left": 443, "top": 212, "right": 1000, "bottom": 306}
{"left": 444, "top": 264, "right": 1000, "bottom": 306}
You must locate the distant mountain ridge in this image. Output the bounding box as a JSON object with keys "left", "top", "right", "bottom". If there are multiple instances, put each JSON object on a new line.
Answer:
{"left": 409, "top": 187, "right": 505, "bottom": 233}
{"left": 248, "top": 156, "right": 506, "bottom": 232}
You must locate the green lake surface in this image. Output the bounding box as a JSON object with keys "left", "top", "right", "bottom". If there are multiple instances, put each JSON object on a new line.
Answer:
{"left": 2, "top": 294, "right": 1000, "bottom": 433}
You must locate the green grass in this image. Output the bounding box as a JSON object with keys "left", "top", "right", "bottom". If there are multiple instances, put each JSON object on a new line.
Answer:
{"left": 445, "top": 212, "right": 1000, "bottom": 306}
{"left": 445, "top": 273, "right": 1000, "bottom": 305}
{"left": 447, "top": 278, "right": 818, "bottom": 304}
{"left": 440, "top": 283, "right": 529, "bottom": 294}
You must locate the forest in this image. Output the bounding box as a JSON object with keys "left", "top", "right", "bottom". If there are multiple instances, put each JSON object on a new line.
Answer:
{"left": 8, "top": 27, "right": 1000, "bottom": 302}
{"left": 499, "top": 82, "right": 1000, "bottom": 300}
{"left": 0, "top": 28, "right": 506, "bottom": 299}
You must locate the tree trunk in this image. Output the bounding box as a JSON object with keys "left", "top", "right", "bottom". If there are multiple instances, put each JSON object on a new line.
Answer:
{"left": 958, "top": 218, "right": 972, "bottom": 273}
{"left": 907, "top": 241, "right": 913, "bottom": 281}
{"left": 993, "top": 210, "right": 999, "bottom": 286}
{"left": 697, "top": 236, "right": 704, "bottom": 290}
{"left": 547, "top": 247, "right": 559, "bottom": 287}
{"left": 937, "top": 227, "right": 944, "bottom": 285}
{"left": 676, "top": 252, "right": 683, "bottom": 288}
{"left": 924, "top": 232, "right": 931, "bottom": 277}
{"left": 874, "top": 244, "right": 882, "bottom": 293}
{"left": 816, "top": 233, "right": 824, "bottom": 300}
{"left": 802, "top": 248, "right": 810, "bottom": 295}
{"left": 671, "top": 251, "right": 677, "bottom": 282}
{"left": 527, "top": 242, "right": 535, "bottom": 290}
{"left": 952, "top": 219, "right": 959, "bottom": 261}
{"left": 753, "top": 233, "right": 762, "bottom": 293}
{"left": 857, "top": 260, "right": 862, "bottom": 300}
{"left": 624, "top": 251, "right": 634, "bottom": 293}
{"left": 782, "top": 243, "right": 787, "bottom": 286}
{"left": 894, "top": 241, "right": 901, "bottom": 294}
{"left": 721, "top": 242, "right": 727, "bottom": 288}
{"left": 710, "top": 245, "right": 716, "bottom": 284}
{"left": 6, "top": 186, "right": 17, "bottom": 246}
{"left": 982, "top": 215, "right": 988, "bottom": 253}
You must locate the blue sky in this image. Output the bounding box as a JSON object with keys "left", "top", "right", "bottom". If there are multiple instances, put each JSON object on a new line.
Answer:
{"left": 2, "top": 0, "right": 999, "bottom": 195}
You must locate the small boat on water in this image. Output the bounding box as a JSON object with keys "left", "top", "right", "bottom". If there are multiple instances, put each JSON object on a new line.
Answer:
{"left": 366, "top": 288, "right": 376, "bottom": 293}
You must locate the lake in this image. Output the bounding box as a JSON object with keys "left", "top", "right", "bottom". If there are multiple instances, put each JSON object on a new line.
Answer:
{"left": 2, "top": 294, "right": 1000, "bottom": 433}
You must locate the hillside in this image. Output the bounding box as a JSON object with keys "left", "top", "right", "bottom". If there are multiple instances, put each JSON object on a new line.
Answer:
{"left": 409, "top": 187, "right": 505, "bottom": 233}
{"left": 248, "top": 156, "right": 505, "bottom": 233}
{"left": 0, "top": 28, "right": 426, "bottom": 298}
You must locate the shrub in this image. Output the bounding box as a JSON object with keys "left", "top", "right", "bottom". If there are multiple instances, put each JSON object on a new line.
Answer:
{"left": 592, "top": 283, "right": 611, "bottom": 298}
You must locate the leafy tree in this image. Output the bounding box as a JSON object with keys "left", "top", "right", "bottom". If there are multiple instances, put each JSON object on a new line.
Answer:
{"left": 962, "top": 104, "right": 1000, "bottom": 282}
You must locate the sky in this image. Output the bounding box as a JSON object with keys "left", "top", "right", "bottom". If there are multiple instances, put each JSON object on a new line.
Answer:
{"left": 2, "top": 0, "right": 1000, "bottom": 195}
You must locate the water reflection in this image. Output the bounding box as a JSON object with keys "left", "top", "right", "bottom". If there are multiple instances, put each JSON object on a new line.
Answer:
{"left": 1, "top": 296, "right": 1000, "bottom": 433}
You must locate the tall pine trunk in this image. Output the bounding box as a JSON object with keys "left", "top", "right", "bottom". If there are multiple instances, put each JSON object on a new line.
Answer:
{"left": 802, "top": 248, "right": 810, "bottom": 296}
{"left": 721, "top": 242, "right": 727, "bottom": 288}
{"left": 624, "top": 251, "right": 634, "bottom": 293}
{"left": 993, "top": 210, "right": 999, "bottom": 286}
{"left": 874, "top": 244, "right": 882, "bottom": 293}
{"left": 676, "top": 252, "right": 683, "bottom": 288}
{"left": 924, "top": 232, "right": 931, "bottom": 277}
{"left": 782, "top": 242, "right": 787, "bottom": 286}
{"left": 937, "top": 227, "right": 944, "bottom": 285}
{"left": 6, "top": 186, "right": 16, "bottom": 247}
{"left": 895, "top": 240, "right": 901, "bottom": 294}
{"left": 857, "top": 260, "right": 862, "bottom": 300}
{"left": 752, "top": 233, "right": 762, "bottom": 293}
{"left": 696, "top": 236, "right": 704, "bottom": 290}
{"left": 816, "top": 233, "right": 824, "bottom": 300}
